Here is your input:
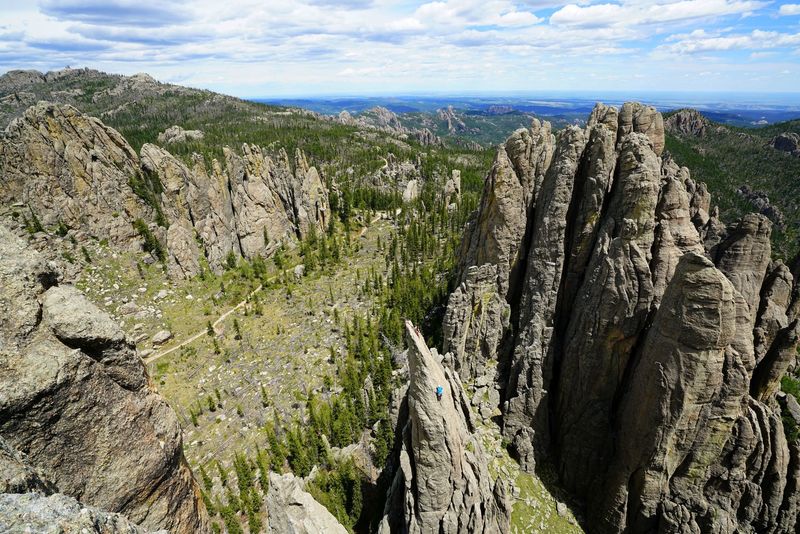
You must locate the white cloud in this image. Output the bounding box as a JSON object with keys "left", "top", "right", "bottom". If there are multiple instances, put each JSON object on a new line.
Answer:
{"left": 551, "top": 0, "right": 769, "bottom": 28}
{"left": 0, "top": 0, "right": 798, "bottom": 94}
{"left": 657, "top": 29, "right": 800, "bottom": 53}
{"left": 779, "top": 3, "right": 800, "bottom": 15}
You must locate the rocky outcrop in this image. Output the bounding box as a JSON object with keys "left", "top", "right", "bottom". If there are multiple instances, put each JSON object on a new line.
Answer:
{"left": 1, "top": 103, "right": 330, "bottom": 277}
{"left": 444, "top": 169, "right": 461, "bottom": 203}
{"left": 265, "top": 472, "right": 348, "bottom": 534}
{"left": 157, "top": 125, "right": 204, "bottom": 145}
{"left": 335, "top": 107, "right": 441, "bottom": 145}
{"left": 369, "top": 152, "right": 422, "bottom": 198}
{"left": 0, "top": 493, "right": 162, "bottom": 534}
{"left": 441, "top": 102, "right": 800, "bottom": 533}
{"left": 367, "top": 106, "right": 404, "bottom": 131}
{"left": 402, "top": 179, "right": 419, "bottom": 202}
{"left": 665, "top": 109, "right": 708, "bottom": 137}
{"left": 143, "top": 136, "right": 329, "bottom": 275}
{"left": 379, "top": 321, "right": 510, "bottom": 534}
{"left": 618, "top": 102, "right": 665, "bottom": 156}
{"left": 438, "top": 105, "right": 467, "bottom": 133}
{"left": 0, "top": 436, "right": 160, "bottom": 534}
{"left": 415, "top": 127, "right": 440, "bottom": 147}
{"left": 0, "top": 223, "right": 209, "bottom": 532}
{"left": 0, "top": 102, "right": 152, "bottom": 247}
{"left": 737, "top": 185, "right": 786, "bottom": 229}
{"left": 769, "top": 132, "right": 800, "bottom": 157}
{"left": 0, "top": 69, "right": 47, "bottom": 93}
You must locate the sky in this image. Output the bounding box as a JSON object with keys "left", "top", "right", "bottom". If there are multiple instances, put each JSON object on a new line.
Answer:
{"left": 0, "top": 0, "right": 799, "bottom": 97}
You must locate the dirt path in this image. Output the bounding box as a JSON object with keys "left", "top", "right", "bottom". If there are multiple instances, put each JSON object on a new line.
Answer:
{"left": 145, "top": 213, "right": 384, "bottom": 366}
{"left": 144, "top": 283, "right": 264, "bottom": 365}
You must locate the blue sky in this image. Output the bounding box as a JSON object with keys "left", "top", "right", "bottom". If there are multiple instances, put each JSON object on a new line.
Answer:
{"left": 0, "top": 0, "right": 799, "bottom": 96}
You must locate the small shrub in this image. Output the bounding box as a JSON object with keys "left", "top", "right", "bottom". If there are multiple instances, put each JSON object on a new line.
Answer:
{"left": 132, "top": 219, "right": 165, "bottom": 261}
{"left": 55, "top": 220, "right": 69, "bottom": 237}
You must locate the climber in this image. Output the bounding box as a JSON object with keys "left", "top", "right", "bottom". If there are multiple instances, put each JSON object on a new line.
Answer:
{"left": 436, "top": 385, "right": 443, "bottom": 401}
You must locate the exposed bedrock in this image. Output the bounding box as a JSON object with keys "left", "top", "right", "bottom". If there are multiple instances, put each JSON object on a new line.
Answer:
{"left": 0, "top": 223, "right": 209, "bottom": 533}
{"left": 440, "top": 101, "right": 800, "bottom": 533}
{"left": 1, "top": 102, "right": 330, "bottom": 278}
{"left": 379, "top": 321, "right": 510, "bottom": 534}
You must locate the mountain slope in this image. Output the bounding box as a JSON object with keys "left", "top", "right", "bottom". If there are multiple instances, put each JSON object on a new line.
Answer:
{"left": 665, "top": 109, "right": 800, "bottom": 259}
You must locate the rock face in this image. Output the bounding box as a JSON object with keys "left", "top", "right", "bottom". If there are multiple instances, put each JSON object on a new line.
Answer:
{"left": 0, "top": 102, "right": 152, "bottom": 247}
{"left": 379, "top": 321, "right": 510, "bottom": 534}
{"left": 0, "top": 223, "right": 209, "bottom": 532}
{"left": 442, "top": 102, "right": 800, "bottom": 533}
{"left": 157, "top": 125, "right": 204, "bottom": 144}
{"left": 265, "top": 472, "right": 348, "bottom": 534}
{"left": 1, "top": 103, "right": 330, "bottom": 277}
{"left": 1, "top": 436, "right": 161, "bottom": 534}
{"left": 665, "top": 109, "right": 708, "bottom": 137}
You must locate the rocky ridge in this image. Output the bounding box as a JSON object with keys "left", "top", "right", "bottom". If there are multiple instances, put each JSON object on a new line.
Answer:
{"left": 441, "top": 101, "right": 800, "bottom": 533}
{"left": 337, "top": 106, "right": 443, "bottom": 147}
{"left": 0, "top": 102, "right": 330, "bottom": 278}
{"left": 0, "top": 223, "right": 209, "bottom": 532}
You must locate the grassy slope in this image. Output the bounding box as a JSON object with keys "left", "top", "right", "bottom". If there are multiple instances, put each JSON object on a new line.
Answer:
{"left": 77, "top": 217, "right": 394, "bottom": 470}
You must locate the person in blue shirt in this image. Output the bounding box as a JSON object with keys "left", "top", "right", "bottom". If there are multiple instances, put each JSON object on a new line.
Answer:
{"left": 436, "top": 385, "right": 443, "bottom": 401}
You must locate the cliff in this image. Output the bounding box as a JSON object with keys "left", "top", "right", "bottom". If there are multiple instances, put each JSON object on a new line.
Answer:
{"left": 441, "top": 102, "right": 800, "bottom": 533}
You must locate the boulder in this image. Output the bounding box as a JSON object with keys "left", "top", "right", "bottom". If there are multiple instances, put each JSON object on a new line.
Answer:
{"left": 157, "top": 125, "right": 204, "bottom": 145}
{"left": 0, "top": 224, "right": 209, "bottom": 533}
{"left": 151, "top": 330, "right": 173, "bottom": 345}
{"left": 265, "top": 472, "right": 348, "bottom": 534}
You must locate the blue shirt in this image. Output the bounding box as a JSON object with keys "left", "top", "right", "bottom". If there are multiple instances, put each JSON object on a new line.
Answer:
{"left": 436, "top": 386, "right": 443, "bottom": 395}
